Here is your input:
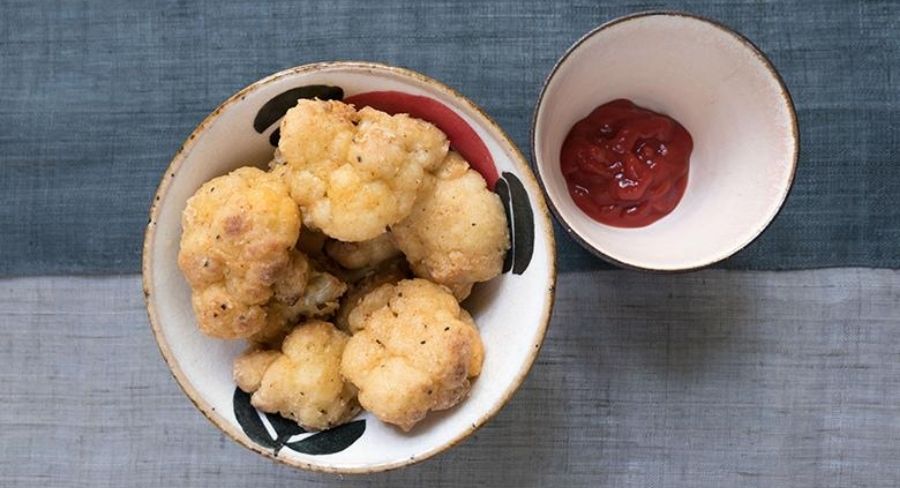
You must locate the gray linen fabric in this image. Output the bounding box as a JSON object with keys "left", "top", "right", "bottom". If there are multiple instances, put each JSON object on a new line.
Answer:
{"left": 2, "top": 270, "right": 899, "bottom": 486}
{"left": 1, "top": 0, "right": 899, "bottom": 276}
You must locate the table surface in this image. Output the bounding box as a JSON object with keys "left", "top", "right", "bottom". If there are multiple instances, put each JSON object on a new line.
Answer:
{"left": 1, "top": 0, "right": 899, "bottom": 276}
{"left": 3, "top": 270, "right": 900, "bottom": 487}
{"left": 2, "top": 1, "right": 900, "bottom": 487}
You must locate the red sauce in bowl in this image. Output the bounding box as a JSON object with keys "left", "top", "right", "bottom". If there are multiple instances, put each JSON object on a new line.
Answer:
{"left": 560, "top": 99, "right": 693, "bottom": 228}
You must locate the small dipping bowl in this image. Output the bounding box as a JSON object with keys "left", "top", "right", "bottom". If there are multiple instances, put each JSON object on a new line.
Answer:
{"left": 532, "top": 11, "right": 798, "bottom": 271}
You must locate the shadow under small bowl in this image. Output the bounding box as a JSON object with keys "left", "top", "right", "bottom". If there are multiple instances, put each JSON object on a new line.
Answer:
{"left": 532, "top": 11, "right": 799, "bottom": 271}
{"left": 143, "top": 61, "right": 556, "bottom": 473}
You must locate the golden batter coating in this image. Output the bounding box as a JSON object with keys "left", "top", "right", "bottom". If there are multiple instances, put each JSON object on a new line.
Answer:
{"left": 340, "top": 279, "right": 484, "bottom": 431}
{"left": 233, "top": 347, "right": 281, "bottom": 393}
{"left": 273, "top": 99, "right": 448, "bottom": 242}
{"left": 250, "top": 321, "right": 360, "bottom": 431}
{"left": 391, "top": 152, "right": 510, "bottom": 300}
{"left": 248, "top": 252, "right": 348, "bottom": 348}
{"left": 336, "top": 257, "right": 410, "bottom": 333}
{"left": 178, "top": 167, "right": 301, "bottom": 338}
{"left": 325, "top": 233, "right": 401, "bottom": 270}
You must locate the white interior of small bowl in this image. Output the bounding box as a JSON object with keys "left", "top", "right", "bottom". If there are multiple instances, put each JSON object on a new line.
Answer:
{"left": 146, "top": 64, "right": 554, "bottom": 472}
{"left": 534, "top": 14, "right": 797, "bottom": 270}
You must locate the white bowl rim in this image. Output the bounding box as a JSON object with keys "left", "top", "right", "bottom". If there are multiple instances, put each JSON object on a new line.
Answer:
{"left": 530, "top": 10, "right": 800, "bottom": 272}
{"left": 142, "top": 61, "right": 557, "bottom": 474}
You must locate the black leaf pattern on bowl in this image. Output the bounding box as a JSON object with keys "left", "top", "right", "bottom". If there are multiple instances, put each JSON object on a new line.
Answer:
{"left": 504, "top": 172, "right": 534, "bottom": 275}
{"left": 264, "top": 412, "right": 307, "bottom": 454}
{"left": 232, "top": 388, "right": 275, "bottom": 449}
{"left": 285, "top": 420, "right": 366, "bottom": 455}
{"left": 494, "top": 178, "right": 514, "bottom": 274}
{"left": 495, "top": 173, "right": 534, "bottom": 275}
{"left": 232, "top": 387, "right": 365, "bottom": 456}
{"left": 253, "top": 85, "right": 344, "bottom": 143}
{"left": 269, "top": 127, "right": 281, "bottom": 147}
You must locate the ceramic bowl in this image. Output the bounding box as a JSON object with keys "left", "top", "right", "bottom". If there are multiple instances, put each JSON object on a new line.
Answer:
{"left": 143, "top": 62, "right": 556, "bottom": 473}
{"left": 532, "top": 12, "right": 798, "bottom": 271}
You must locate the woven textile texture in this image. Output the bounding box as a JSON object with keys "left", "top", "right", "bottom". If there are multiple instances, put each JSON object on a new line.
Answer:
{"left": 1, "top": 0, "right": 898, "bottom": 276}
{"left": 3, "top": 270, "right": 899, "bottom": 487}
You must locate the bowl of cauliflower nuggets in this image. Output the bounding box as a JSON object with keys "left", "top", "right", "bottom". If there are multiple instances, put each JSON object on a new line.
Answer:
{"left": 143, "top": 62, "right": 556, "bottom": 473}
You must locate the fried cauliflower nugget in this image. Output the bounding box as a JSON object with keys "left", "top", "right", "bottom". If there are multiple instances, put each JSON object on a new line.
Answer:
{"left": 392, "top": 152, "right": 510, "bottom": 300}
{"left": 249, "top": 253, "right": 348, "bottom": 348}
{"left": 273, "top": 99, "right": 449, "bottom": 242}
{"left": 247, "top": 302, "right": 298, "bottom": 349}
{"left": 233, "top": 347, "right": 281, "bottom": 393}
{"left": 178, "top": 167, "right": 301, "bottom": 338}
{"left": 325, "top": 233, "right": 401, "bottom": 270}
{"left": 271, "top": 249, "right": 311, "bottom": 304}
{"left": 336, "top": 257, "right": 410, "bottom": 333}
{"left": 292, "top": 268, "right": 348, "bottom": 318}
{"left": 250, "top": 321, "right": 359, "bottom": 430}
{"left": 340, "top": 279, "right": 485, "bottom": 431}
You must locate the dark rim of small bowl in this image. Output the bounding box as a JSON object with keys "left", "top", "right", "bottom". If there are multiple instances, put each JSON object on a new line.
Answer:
{"left": 530, "top": 10, "right": 800, "bottom": 273}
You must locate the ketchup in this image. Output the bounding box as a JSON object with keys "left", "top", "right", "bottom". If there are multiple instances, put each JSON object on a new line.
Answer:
{"left": 560, "top": 99, "right": 693, "bottom": 228}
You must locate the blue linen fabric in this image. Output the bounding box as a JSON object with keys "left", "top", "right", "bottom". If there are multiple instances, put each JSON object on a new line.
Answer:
{"left": 0, "top": 0, "right": 898, "bottom": 276}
